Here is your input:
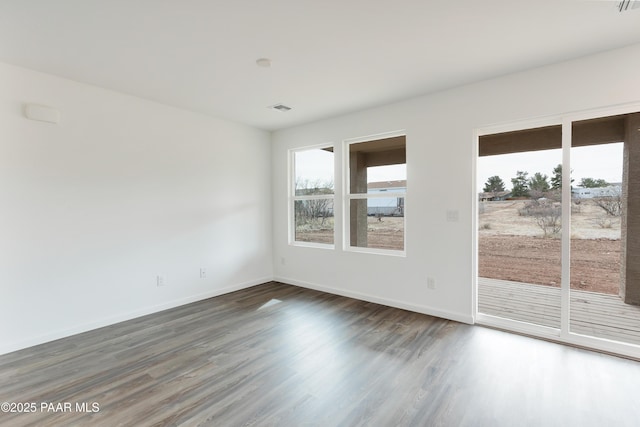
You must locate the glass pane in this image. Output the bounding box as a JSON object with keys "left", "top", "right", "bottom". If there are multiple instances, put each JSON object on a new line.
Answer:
{"left": 367, "top": 165, "right": 407, "bottom": 194}
{"left": 294, "top": 199, "right": 334, "bottom": 244}
{"left": 350, "top": 198, "right": 404, "bottom": 251}
{"left": 348, "top": 135, "right": 406, "bottom": 251}
{"left": 349, "top": 137, "right": 406, "bottom": 195}
{"left": 569, "top": 114, "right": 640, "bottom": 345}
{"left": 294, "top": 148, "right": 334, "bottom": 196}
{"left": 478, "top": 127, "right": 562, "bottom": 329}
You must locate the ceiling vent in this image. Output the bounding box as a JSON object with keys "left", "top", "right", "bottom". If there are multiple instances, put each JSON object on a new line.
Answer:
{"left": 617, "top": 0, "right": 640, "bottom": 12}
{"left": 269, "top": 104, "right": 292, "bottom": 112}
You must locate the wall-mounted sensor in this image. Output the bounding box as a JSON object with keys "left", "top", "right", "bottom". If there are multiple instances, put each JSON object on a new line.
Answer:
{"left": 256, "top": 58, "right": 272, "bottom": 68}
{"left": 24, "top": 104, "right": 60, "bottom": 124}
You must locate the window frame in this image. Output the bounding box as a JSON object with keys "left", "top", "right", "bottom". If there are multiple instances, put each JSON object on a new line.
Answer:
{"left": 289, "top": 143, "right": 336, "bottom": 249}
{"left": 343, "top": 131, "right": 407, "bottom": 256}
{"left": 473, "top": 101, "right": 640, "bottom": 360}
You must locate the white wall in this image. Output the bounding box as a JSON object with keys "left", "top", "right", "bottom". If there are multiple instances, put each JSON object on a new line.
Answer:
{"left": 0, "top": 63, "right": 273, "bottom": 354}
{"left": 4, "top": 43, "right": 640, "bottom": 355}
{"left": 272, "top": 43, "right": 640, "bottom": 323}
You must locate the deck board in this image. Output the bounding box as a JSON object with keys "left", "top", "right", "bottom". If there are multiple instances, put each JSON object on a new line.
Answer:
{"left": 478, "top": 277, "right": 640, "bottom": 345}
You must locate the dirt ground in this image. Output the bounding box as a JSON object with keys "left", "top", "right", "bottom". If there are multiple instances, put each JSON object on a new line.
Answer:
{"left": 296, "top": 217, "right": 404, "bottom": 250}
{"left": 479, "top": 235, "right": 621, "bottom": 294}
{"left": 479, "top": 200, "right": 622, "bottom": 294}
{"left": 363, "top": 217, "right": 404, "bottom": 250}
{"left": 297, "top": 200, "right": 621, "bottom": 295}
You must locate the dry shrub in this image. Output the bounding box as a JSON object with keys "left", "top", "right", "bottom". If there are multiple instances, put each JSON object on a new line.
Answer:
{"left": 519, "top": 199, "right": 561, "bottom": 237}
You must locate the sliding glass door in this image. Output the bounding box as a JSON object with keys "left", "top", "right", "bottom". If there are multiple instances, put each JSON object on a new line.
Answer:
{"left": 477, "top": 125, "right": 562, "bottom": 330}
{"left": 476, "top": 108, "right": 640, "bottom": 357}
{"left": 569, "top": 114, "right": 640, "bottom": 347}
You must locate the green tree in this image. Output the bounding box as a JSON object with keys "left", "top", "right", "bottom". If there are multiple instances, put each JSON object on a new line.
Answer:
{"left": 550, "top": 164, "right": 573, "bottom": 189}
{"left": 529, "top": 172, "right": 550, "bottom": 193}
{"left": 579, "top": 177, "right": 609, "bottom": 188}
{"left": 511, "top": 171, "right": 530, "bottom": 197}
{"left": 483, "top": 175, "right": 506, "bottom": 195}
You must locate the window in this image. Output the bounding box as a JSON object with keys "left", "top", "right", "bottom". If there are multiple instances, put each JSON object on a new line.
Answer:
{"left": 291, "top": 146, "right": 334, "bottom": 245}
{"left": 346, "top": 134, "right": 406, "bottom": 252}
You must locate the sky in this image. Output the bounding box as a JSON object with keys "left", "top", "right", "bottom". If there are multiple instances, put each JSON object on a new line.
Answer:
{"left": 477, "top": 143, "right": 623, "bottom": 192}
{"left": 294, "top": 149, "right": 406, "bottom": 186}
{"left": 294, "top": 143, "right": 623, "bottom": 193}
{"left": 294, "top": 149, "right": 334, "bottom": 186}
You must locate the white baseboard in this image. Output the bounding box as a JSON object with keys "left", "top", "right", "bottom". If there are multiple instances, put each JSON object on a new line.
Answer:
{"left": 2, "top": 275, "right": 473, "bottom": 356}
{"left": 274, "top": 276, "right": 474, "bottom": 325}
{"left": 0, "top": 276, "right": 272, "bottom": 356}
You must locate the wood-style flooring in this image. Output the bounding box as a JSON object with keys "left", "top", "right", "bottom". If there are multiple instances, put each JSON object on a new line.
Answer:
{"left": 1, "top": 282, "right": 640, "bottom": 426}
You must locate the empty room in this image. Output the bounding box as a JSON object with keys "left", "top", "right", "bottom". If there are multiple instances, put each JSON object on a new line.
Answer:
{"left": 2, "top": 1, "right": 640, "bottom": 426}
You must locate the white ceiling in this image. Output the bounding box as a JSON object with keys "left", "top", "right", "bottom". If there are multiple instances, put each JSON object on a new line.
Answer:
{"left": 1, "top": 1, "right": 640, "bottom": 131}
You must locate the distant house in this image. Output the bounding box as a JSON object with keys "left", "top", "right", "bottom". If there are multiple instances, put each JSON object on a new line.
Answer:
{"left": 572, "top": 183, "right": 621, "bottom": 199}
{"left": 367, "top": 180, "right": 406, "bottom": 216}
{"left": 479, "top": 190, "right": 512, "bottom": 201}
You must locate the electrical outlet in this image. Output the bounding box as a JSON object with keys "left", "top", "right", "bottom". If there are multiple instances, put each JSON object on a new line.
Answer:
{"left": 427, "top": 277, "right": 436, "bottom": 290}
{"left": 446, "top": 210, "right": 459, "bottom": 222}
{"left": 200, "top": 268, "right": 207, "bottom": 279}
{"left": 157, "top": 275, "right": 166, "bottom": 287}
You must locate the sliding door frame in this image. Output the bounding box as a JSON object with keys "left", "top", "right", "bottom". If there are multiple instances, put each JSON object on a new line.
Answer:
{"left": 473, "top": 102, "right": 640, "bottom": 360}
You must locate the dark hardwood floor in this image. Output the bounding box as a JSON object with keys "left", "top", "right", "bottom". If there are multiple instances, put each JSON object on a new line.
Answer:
{"left": 1, "top": 281, "right": 639, "bottom": 426}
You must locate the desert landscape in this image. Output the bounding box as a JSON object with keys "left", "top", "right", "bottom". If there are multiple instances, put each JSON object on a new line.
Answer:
{"left": 479, "top": 199, "right": 621, "bottom": 294}
{"left": 295, "top": 198, "right": 621, "bottom": 295}
{"left": 296, "top": 216, "right": 404, "bottom": 250}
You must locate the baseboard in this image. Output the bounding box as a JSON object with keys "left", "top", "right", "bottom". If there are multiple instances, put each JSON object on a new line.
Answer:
{"left": 2, "top": 275, "right": 473, "bottom": 356}
{"left": 274, "top": 276, "right": 474, "bottom": 325}
{"left": 0, "top": 276, "right": 272, "bottom": 356}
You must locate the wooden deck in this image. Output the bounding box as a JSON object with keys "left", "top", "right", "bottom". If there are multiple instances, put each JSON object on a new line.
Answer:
{"left": 478, "top": 277, "right": 640, "bottom": 346}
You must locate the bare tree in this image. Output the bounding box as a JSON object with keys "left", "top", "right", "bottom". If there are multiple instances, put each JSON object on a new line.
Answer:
{"left": 295, "top": 178, "right": 334, "bottom": 229}
{"left": 295, "top": 178, "right": 334, "bottom": 197}
{"left": 534, "top": 207, "right": 562, "bottom": 237}
{"left": 520, "top": 199, "right": 561, "bottom": 237}
{"left": 305, "top": 199, "right": 332, "bottom": 224}
{"left": 594, "top": 186, "right": 623, "bottom": 217}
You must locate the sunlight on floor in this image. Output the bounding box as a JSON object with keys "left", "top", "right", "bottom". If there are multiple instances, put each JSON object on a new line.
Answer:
{"left": 257, "top": 299, "right": 282, "bottom": 310}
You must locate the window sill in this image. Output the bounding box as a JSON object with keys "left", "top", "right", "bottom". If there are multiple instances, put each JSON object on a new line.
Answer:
{"left": 290, "top": 241, "right": 335, "bottom": 250}
{"left": 345, "top": 246, "right": 406, "bottom": 257}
